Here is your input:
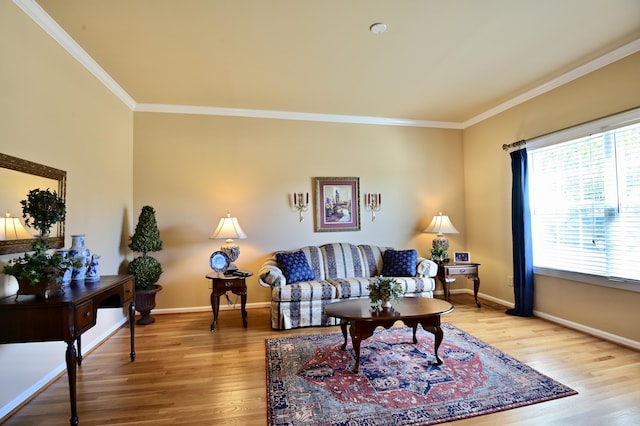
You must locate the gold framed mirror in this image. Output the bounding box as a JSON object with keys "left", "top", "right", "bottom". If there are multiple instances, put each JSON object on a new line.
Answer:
{"left": 0, "top": 153, "right": 66, "bottom": 254}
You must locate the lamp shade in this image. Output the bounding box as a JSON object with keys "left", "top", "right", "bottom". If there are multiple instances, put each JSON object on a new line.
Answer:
{"left": 0, "top": 212, "right": 33, "bottom": 240}
{"left": 209, "top": 213, "right": 247, "bottom": 241}
{"left": 424, "top": 212, "right": 459, "bottom": 236}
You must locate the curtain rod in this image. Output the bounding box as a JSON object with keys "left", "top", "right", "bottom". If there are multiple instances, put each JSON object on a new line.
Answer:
{"left": 501, "top": 106, "right": 640, "bottom": 153}
{"left": 502, "top": 140, "right": 526, "bottom": 151}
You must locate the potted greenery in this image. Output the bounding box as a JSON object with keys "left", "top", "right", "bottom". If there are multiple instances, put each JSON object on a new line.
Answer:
{"left": 3, "top": 188, "right": 72, "bottom": 299}
{"left": 127, "top": 205, "right": 163, "bottom": 325}
{"left": 367, "top": 276, "right": 404, "bottom": 309}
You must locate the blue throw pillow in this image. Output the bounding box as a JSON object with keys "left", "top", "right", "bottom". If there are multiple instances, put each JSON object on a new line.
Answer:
{"left": 381, "top": 249, "right": 417, "bottom": 277}
{"left": 275, "top": 250, "right": 316, "bottom": 284}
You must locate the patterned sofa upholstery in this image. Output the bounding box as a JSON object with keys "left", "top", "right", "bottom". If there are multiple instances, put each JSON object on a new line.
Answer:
{"left": 258, "top": 242, "right": 438, "bottom": 330}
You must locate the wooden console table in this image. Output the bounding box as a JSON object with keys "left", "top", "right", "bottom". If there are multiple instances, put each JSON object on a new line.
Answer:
{"left": 0, "top": 275, "right": 136, "bottom": 426}
{"left": 437, "top": 263, "right": 481, "bottom": 307}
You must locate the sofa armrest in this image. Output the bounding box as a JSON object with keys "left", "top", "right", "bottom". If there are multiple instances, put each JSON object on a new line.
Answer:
{"left": 258, "top": 259, "right": 286, "bottom": 287}
{"left": 416, "top": 257, "right": 438, "bottom": 278}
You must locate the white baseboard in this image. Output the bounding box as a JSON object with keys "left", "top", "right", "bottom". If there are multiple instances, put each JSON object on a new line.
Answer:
{"left": 450, "top": 288, "right": 640, "bottom": 350}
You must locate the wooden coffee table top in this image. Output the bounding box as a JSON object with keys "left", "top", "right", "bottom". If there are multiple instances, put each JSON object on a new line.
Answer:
{"left": 324, "top": 297, "right": 453, "bottom": 321}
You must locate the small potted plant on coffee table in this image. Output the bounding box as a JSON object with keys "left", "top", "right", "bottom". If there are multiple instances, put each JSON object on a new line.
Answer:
{"left": 367, "top": 276, "right": 404, "bottom": 310}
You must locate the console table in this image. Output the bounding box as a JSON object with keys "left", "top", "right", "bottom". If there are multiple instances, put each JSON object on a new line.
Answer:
{"left": 0, "top": 275, "right": 136, "bottom": 426}
{"left": 437, "top": 263, "right": 481, "bottom": 307}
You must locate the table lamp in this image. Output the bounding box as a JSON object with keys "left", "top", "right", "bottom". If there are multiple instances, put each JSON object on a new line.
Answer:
{"left": 209, "top": 212, "right": 247, "bottom": 271}
{"left": 423, "top": 212, "right": 458, "bottom": 262}
{"left": 0, "top": 211, "right": 33, "bottom": 240}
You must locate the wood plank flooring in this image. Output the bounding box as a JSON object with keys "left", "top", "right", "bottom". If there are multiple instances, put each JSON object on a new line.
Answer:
{"left": 3, "top": 294, "right": 639, "bottom": 425}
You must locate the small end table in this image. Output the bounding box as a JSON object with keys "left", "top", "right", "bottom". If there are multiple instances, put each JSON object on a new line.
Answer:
{"left": 206, "top": 271, "right": 252, "bottom": 331}
{"left": 437, "top": 262, "right": 481, "bottom": 307}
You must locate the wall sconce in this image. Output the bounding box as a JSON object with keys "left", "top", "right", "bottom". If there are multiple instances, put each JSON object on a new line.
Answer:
{"left": 292, "top": 192, "right": 309, "bottom": 222}
{"left": 209, "top": 212, "right": 247, "bottom": 271}
{"left": 0, "top": 211, "right": 33, "bottom": 240}
{"left": 364, "top": 193, "right": 382, "bottom": 221}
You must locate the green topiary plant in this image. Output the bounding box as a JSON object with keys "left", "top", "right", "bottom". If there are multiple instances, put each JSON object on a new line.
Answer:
{"left": 20, "top": 188, "right": 66, "bottom": 236}
{"left": 127, "top": 206, "right": 163, "bottom": 290}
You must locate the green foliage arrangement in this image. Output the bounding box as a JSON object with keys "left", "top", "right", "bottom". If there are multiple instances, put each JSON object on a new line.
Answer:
{"left": 127, "top": 206, "right": 163, "bottom": 290}
{"left": 367, "top": 276, "right": 404, "bottom": 309}
{"left": 3, "top": 189, "right": 77, "bottom": 288}
{"left": 3, "top": 236, "right": 68, "bottom": 286}
{"left": 20, "top": 188, "right": 66, "bottom": 236}
{"left": 430, "top": 246, "right": 448, "bottom": 262}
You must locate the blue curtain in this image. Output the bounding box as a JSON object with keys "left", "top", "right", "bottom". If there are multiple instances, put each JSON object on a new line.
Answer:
{"left": 506, "top": 148, "right": 534, "bottom": 317}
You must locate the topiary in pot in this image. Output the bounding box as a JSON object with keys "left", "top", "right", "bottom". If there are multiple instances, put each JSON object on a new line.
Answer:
{"left": 127, "top": 205, "right": 163, "bottom": 325}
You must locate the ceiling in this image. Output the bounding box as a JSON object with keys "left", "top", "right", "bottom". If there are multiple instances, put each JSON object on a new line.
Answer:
{"left": 29, "top": 0, "right": 640, "bottom": 126}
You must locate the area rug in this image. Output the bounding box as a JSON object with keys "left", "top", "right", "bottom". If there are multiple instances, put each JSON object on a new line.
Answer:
{"left": 266, "top": 323, "right": 577, "bottom": 425}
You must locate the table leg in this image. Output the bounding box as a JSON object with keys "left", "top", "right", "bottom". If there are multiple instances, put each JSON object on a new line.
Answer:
{"left": 472, "top": 276, "right": 481, "bottom": 307}
{"left": 339, "top": 320, "right": 349, "bottom": 350}
{"left": 240, "top": 290, "right": 248, "bottom": 328}
{"left": 76, "top": 335, "right": 83, "bottom": 366}
{"left": 129, "top": 300, "right": 136, "bottom": 361}
{"left": 350, "top": 328, "right": 362, "bottom": 373}
{"left": 422, "top": 325, "right": 444, "bottom": 365}
{"left": 349, "top": 321, "right": 377, "bottom": 373}
{"left": 65, "top": 341, "right": 79, "bottom": 426}
{"left": 210, "top": 291, "right": 220, "bottom": 331}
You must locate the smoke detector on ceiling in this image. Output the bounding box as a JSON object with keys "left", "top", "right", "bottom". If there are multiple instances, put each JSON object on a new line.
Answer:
{"left": 369, "top": 22, "right": 387, "bottom": 35}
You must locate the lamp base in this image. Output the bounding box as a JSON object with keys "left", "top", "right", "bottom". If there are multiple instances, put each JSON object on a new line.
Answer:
{"left": 221, "top": 240, "right": 240, "bottom": 271}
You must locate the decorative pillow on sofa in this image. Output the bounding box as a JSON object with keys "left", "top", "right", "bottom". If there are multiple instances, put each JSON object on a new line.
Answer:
{"left": 275, "top": 250, "right": 316, "bottom": 284}
{"left": 381, "top": 249, "right": 417, "bottom": 277}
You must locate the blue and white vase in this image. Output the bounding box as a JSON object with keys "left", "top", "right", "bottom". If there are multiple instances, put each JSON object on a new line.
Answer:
{"left": 69, "top": 234, "right": 91, "bottom": 282}
{"left": 85, "top": 254, "right": 101, "bottom": 282}
{"left": 57, "top": 249, "right": 72, "bottom": 285}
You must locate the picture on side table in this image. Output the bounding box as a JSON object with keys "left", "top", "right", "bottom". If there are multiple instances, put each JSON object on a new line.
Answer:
{"left": 314, "top": 177, "right": 360, "bottom": 232}
{"left": 453, "top": 251, "right": 471, "bottom": 263}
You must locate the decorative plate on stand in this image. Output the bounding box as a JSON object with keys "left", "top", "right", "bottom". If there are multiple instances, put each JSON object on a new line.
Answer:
{"left": 209, "top": 250, "right": 230, "bottom": 273}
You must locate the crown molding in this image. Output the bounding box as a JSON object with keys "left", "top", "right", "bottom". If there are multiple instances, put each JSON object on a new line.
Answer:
{"left": 13, "top": 0, "right": 136, "bottom": 110}
{"left": 463, "top": 38, "right": 640, "bottom": 128}
{"left": 15, "top": 0, "right": 640, "bottom": 129}
{"left": 134, "top": 103, "right": 463, "bottom": 129}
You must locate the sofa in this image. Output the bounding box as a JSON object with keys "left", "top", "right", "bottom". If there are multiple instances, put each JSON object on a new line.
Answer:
{"left": 258, "top": 242, "right": 438, "bottom": 330}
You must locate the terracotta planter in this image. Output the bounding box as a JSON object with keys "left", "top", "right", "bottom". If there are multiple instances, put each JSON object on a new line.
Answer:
{"left": 134, "top": 284, "right": 162, "bottom": 325}
{"left": 16, "top": 267, "right": 64, "bottom": 301}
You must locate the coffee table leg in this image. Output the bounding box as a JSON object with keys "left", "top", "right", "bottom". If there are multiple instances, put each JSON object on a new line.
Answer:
{"left": 339, "top": 320, "right": 349, "bottom": 350}
{"left": 423, "top": 325, "right": 444, "bottom": 364}
{"left": 350, "top": 328, "right": 362, "bottom": 373}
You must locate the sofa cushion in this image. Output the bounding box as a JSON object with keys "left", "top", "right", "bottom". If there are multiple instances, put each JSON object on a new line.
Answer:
{"left": 275, "top": 250, "right": 316, "bottom": 284}
{"left": 320, "top": 243, "right": 366, "bottom": 279}
{"left": 382, "top": 249, "right": 417, "bottom": 276}
{"left": 358, "top": 245, "right": 392, "bottom": 277}
{"left": 271, "top": 280, "right": 337, "bottom": 302}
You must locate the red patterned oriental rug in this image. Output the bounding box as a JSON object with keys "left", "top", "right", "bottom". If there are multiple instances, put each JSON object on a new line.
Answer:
{"left": 266, "top": 323, "right": 577, "bottom": 425}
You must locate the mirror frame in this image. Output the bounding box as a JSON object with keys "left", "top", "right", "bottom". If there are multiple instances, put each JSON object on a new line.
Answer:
{"left": 0, "top": 153, "right": 66, "bottom": 254}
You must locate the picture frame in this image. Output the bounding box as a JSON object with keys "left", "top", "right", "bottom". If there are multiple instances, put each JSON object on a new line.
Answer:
{"left": 453, "top": 251, "right": 471, "bottom": 263}
{"left": 314, "top": 177, "right": 360, "bottom": 232}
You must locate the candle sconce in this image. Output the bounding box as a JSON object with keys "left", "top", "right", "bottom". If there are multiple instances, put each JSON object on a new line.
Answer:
{"left": 292, "top": 192, "right": 309, "bottom": 222}
{"left": 364, "top": 193, "right": 382, "bottom": 221}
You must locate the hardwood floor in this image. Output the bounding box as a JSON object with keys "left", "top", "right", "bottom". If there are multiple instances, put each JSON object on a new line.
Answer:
{"left": 3, "top": 294, "right": 639, "bottom": 425}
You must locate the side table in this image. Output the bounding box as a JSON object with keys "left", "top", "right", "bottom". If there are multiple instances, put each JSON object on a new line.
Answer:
{"left": 437, "top": 263, "right": 481, "bottom": 307}
{"left": 206, "top": 271, "right": 252, "bottom": 331}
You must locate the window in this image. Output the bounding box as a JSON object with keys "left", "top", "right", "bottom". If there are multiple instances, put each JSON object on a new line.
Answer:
{"left": 528, "top": 109, "right": 640, "bottom": 288}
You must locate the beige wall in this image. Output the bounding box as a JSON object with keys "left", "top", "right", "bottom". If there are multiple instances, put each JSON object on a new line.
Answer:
{"left": 133, "top": 113, "right": 465, "bottom": 308}
{"left": 0, "top": 2, "right": 134, "bottom": 416}
{"left": 463, "top": 52, "right": 640, "bottom": 342}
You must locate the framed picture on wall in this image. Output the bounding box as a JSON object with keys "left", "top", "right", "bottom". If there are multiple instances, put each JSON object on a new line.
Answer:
{"left": 314, "top": 177, "right": 360, "bottom": 232}
{"left": 453, "top": 251, "right": 471, "bottom": 263}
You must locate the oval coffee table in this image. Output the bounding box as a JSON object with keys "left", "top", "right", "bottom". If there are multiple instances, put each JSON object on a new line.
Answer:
{"left": 324, "top": 297, "right": 454, "bottom": 373}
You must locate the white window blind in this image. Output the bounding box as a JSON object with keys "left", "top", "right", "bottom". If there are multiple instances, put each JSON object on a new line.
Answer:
{"left": 528, "top": 117, "right": 640, "bottom": 284}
